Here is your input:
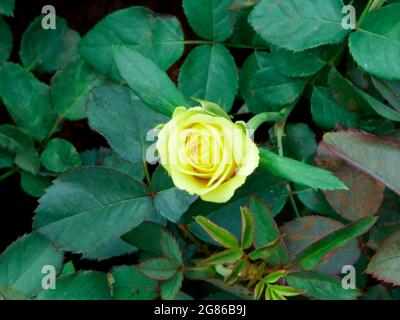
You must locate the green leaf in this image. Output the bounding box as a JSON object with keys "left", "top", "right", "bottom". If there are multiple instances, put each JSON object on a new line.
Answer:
{"left": 0, "top": 124, "right": 40, "bottom": 175}
{"left": 60, "top": 262, "right": 75, "bottom": 277}
{"left": 321, "top": 130, "right": 400, "bottom": 195}
{"left": 281, "top": 216, "right": 361, "bottom": 274}
{"left": 40, "top": 138, "right": 81, "bottom": 173}
{"left": 269, "top": 285, "right": 301, "bottom": 297}
{"left": 295, "top": 216, "right": 377, "bottom": 270}
{"left": 87, "top": 84, "right": 168, "bottom": 165}
{"left": 20, "top": 16, "right": 80, "bottom": 73}
{"left": 182, "top": 0, "right": 236, "bottom": 41}
{"left": 311, "top": 87, "right": 359, "bottom": 130}
{"left": 249, "top": 0, "right": 349, "bottom": 52}
{"left": 160, "top": 230, "right": 182, "bottom": 265}
{"left": 139, "top": 258, "right": 177, "bottom": 281}
{"left": 34, "top": 167, "right": 152, "bottom": 253}
{"left": 250, "top": 197, "right": 288, "bottom": 266}
{"left": 328, "top": 69, "right": 400, "bottom": 122}
{"left": 225, "top": 260, "right": 247, "bottom": 285}
{"left": 247, "top": 239, "right": 280, "bottom": 261}
{"left": 287, "top": 272, "right": 360, "bottom": 300}
{"left": 240, "top": 207, "right": 254, "bottom": 250}
{"left": 0, "top": 17, "right": 12, "bottom": 63}
{"left": 0, "top": 63, "right": 56, "bottom": 141}
{"left": 253, "top": 281, "right": 265, "bottom": 300}
{"left": 372, "top": 78, "right": 400, "bottom": 112}
{"left": 349, "top": 4, "right": 400, "bottom": 81}
{"left": 196, "top": 99, "right": 231, "bottom": 120}
{"left": 79, "top": 6, "right": 184, "bottom": 79}
{"left": 265, "top": 286, "right": 285, "bottom": 300}
{"left": 240, "top": 52, "right": 306, "bottom": 113}
{"left": 188, "top": 172, "right": 289, "bottom": 243}
{"left": 150, "top": 166, "right": 197, "bottom": 223}
{"left": 295, "top": 185, "right": 336, "bottom": 217}
{"left": 195, "top": 216, "right": 238, "bottom": 248}
{"left": 0, "top": 0, "right": 14, "bottom": 16}
{"left": 114, "top": 47, "right": 186, "bottom": 117}
{"left": 179, "top": 44, "right": 238, "bottom": 112}
{"left": 270, "top": 46, "right": 331, "bottom": 78}
{"left": 50, "top": 56, "right": 106, "bottom": 121}
{"left": 264, "top": 270, "right": 286, "bottom": 284}
{"left": 367, "top": 230, "right": 400, "bottom": 286}
{"left": 0, "top": 233, "right": 63, "bottom": 297}
{"left": 36, "top": 272, "right": 111, "bottom": 300}
{"left": 122, "top": 222, "right": 164, "bottom": 256}
{"left": 20, "top": 172, "right": 51, "bottom": 198}
{"left": 282, "top": 123, "right": 317, "bottom": 164}
{"left": 82, "top": 238, "right": 137, "bottom": 261}
{"left": 80, "top": 147, "right": 144, "bottom": 180}
{"left": 112, "top": 265, "right": 158, "bottom": 300}
{"left": 259, "top": 148, "right": 347, "bottom": 191}
{"left": 202, "top": 248, "right": 243, "bottom": 265}
{"left": 161, "top": 271, "right": 183, "bottom": 300}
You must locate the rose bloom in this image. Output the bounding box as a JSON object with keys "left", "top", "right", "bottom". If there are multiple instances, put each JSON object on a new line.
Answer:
{"left": 156, "top": 103, "right": 259, "bottom": 203}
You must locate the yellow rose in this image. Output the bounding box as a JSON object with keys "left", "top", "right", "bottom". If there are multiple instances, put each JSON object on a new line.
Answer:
{"left": 156, "top": 101, "right": 259, "bottom": 203}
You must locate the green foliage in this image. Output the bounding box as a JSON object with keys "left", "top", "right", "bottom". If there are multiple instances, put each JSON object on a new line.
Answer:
{"left": 20, "top": 16, "right": 80, "bottom": 73}
{"left": 36, "top": 272, "right": 112, "bottom": 300}
{"left": 0, "top": 63, "right": 55, "bottom": 141}
{"left": 195, "top": 216, "right": 239, "bottom": 248}
{"left": 287, "top": 272, "right": 360, "bottom": 300}
{"left": 179, "top": 44, "right": 238, "bottom": 111}
{"left": 249, "top": 0, "right": 349, "bottom": 52}
{"left": 79, "top": 6, "right": 183, "bottom": 79}
{"left": 50, "top": 57, "right": 106, "bottom": 121}
{"left": 349, "top": 4, "right": 400, "bottom": 81}
{"left": 294, "top": 217, "right": 377, "bottom": 270}
{"left": 183, "top": 0, "right": 236, "bottom": 41}
{"left": 259, "top": 148, "right": 347, "bottom": 191}
{"left": 0, "top": 233, "right": 63, "bottom": 297}
{"left": 1, "top": 0, "right": 399, "bottom": 301}
{"left": 0, "top": 0, "right": 14, "bottom": 16}
{"left": 40, "top": 138, "right": 81, "bottom": 173}
{"left": 114, "top": 47, "right": 186, "bottom": 116}
{"left": 34, "top": 167, "right": 152, "bottom": 253}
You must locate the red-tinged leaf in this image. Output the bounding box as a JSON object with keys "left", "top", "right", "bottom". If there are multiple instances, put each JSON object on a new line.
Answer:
{"left": 367, "top": 230, "right": 400, "bottom": 286}
{"left": 321, "top": 130, "right": 400, "bottom": 196}
{"left": 323, "top": 164, "right": 385, "bottom": 222}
